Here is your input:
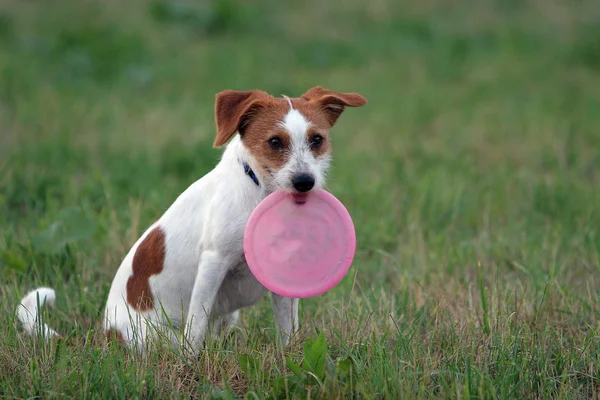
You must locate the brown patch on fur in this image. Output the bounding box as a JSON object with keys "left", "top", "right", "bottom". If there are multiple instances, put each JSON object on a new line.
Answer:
{"left": 240, "top": 101, "right": 291, "bottom": 171}
{"left": 126, "top": 226, "right": 165, "bottom": 311}
{"left": 212, "top": 86, "right": 366, "bottom": 176}
{"left": 240, "top": 96, "right": 335, "bottom": 171}
{"left": 105, "top": 328, "right": 126, "bottom": 345}
{"left": 300, "top": 86, "right": 367, "bottom": 126}
{"left": 307, "top": 128, "right": 331, "bottom": 157}
{"left": 214, "top": 90, "right": 273, "bottom": 147}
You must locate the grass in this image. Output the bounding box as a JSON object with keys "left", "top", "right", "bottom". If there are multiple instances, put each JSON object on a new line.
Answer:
{"left": 1, "top": 0, "right": 600, "bottom": 398}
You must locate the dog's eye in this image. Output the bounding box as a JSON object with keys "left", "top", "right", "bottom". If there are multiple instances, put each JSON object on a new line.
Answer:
{"left": 269, "top": 137, "right": 282, "bottom": 149}
{"left": 311, "top": 135, "right": 323, "bottom": 147}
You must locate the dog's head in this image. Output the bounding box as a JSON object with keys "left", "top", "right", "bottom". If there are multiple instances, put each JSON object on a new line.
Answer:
{"left": 213, "top": 86, "right": 367, "bottom": 194}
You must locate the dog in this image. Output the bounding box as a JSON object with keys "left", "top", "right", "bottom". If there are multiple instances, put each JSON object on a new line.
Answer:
{"left": 17, "top": 86, "right": 367, "bottom": 354}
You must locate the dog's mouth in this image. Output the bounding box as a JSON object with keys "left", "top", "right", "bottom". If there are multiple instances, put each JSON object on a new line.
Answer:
{"left": 291, "top": 193, "right": 308, "bottom": 204}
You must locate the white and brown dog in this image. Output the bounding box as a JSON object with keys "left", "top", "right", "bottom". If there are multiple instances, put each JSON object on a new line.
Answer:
{"left": 17, "top": 86, "right": 366, "bottom": 354}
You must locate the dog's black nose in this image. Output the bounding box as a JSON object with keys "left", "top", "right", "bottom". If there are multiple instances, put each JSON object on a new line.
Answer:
{"left": 292, "top": 174, "right": 315, "bottom": 192}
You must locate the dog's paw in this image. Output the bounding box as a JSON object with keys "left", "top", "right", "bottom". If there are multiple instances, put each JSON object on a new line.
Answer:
{"left": 181, "top": 335, "right": 205, "bottom": 359}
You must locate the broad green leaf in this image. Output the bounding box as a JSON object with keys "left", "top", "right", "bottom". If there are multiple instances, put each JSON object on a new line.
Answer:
{"left": 302, "top": 332, "right": 327, "bottom": 381}
{"left": 285, "top": 358, "right": 304, "bottom": 378}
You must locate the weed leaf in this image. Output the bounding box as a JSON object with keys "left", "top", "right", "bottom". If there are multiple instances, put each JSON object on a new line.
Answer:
{"left": 302, "top": 333, "right": 327, "bottom": 381}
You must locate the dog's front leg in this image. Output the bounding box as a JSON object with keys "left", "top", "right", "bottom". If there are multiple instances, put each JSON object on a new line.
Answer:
{"left": 185, "top": 250, "right": 228, "bottom": 355}
{"left": 271, "top": 293, "right": 299, "bottom": 346}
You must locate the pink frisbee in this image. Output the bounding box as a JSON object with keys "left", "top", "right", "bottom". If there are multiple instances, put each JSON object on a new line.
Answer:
{"left": 244, "top": 189, "right": 356, "bottom": 298}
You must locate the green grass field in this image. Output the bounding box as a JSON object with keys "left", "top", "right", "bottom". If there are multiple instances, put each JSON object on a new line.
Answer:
{"left": 1, "top": 0, "right": 600, "bottom": 398}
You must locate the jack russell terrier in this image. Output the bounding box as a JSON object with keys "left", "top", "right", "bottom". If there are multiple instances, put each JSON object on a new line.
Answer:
{"left": 17, "top": 86, "right": 367, "bottom": 354}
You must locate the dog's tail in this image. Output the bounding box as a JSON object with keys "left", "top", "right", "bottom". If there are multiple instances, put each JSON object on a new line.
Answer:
{"left": 17, "top": 287, "right": 61, "bottom": 339}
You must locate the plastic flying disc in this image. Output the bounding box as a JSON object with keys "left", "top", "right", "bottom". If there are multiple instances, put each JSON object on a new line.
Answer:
{"left": 243, "top": 189, "right": 356, "bottom": 298}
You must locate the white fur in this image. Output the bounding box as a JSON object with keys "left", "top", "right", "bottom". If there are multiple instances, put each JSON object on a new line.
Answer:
{"left": 17, "top": 287, "right": 60, "bottom": 338}
{"left": 17, "top": 119, "right": 322, "bottom": 353}
{"left": 101, "top": 136, "right": 298, "bottom": 354}
{"left": 274, "top": 109, "right": 330, "bottom": 193}
{"left": 283, "top": 95, "right": 293, "bottom": 109}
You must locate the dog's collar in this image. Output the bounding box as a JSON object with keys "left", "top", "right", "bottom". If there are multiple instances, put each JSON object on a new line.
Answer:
{"left": 243, "top": 162, "right": 260, "bottom": 187}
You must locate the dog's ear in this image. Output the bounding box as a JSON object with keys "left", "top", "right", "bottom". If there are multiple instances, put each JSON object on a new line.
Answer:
{"left": 214, "top": 90, "right": 271, "bottom": 148}
{"left": 301, "top": 86, "right": 367, "bottom": 127}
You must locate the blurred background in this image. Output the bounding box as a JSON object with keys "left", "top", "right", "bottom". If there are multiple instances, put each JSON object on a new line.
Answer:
{"left": 1, "top": 0, "right": 599, "bottom": 397}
